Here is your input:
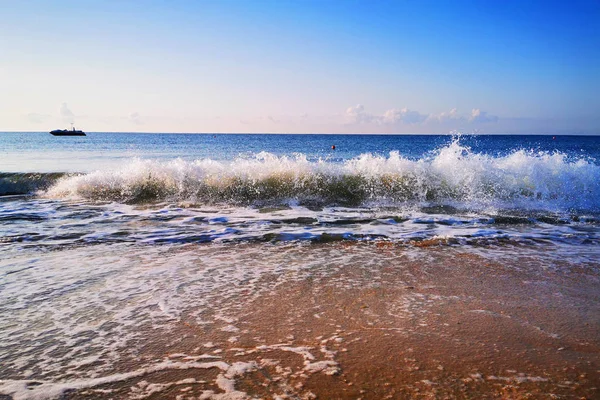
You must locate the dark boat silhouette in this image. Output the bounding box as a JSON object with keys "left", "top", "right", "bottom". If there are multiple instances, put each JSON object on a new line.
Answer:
{"left": 50, "top": 124, "right": 86, "bottom": 136}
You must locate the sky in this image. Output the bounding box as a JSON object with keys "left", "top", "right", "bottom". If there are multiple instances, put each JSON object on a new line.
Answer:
{"left": 1, "top": 0, "right": 599, "bottom": 134}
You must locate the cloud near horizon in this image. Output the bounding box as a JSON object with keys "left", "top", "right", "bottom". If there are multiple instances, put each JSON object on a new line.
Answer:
{"left": 345, "top": 105, "right": 428, "bottom": 125}
{"left": 383, "top": 108, "right": 428, "bottom": 124}
{"left": 346, "top": 105, "right": 498, "bottom": 127}
{"left": 60, "top": 103, "right": 75, "bottom": 123}
{"left": 345, "top": 104, "right": 375, "bottom": 124}
{"left": 129, "top": 112, "right": 143, "bottom": 125}
{"left": 18, "top": 103, "right": 505, "bottom": 133}
{"left": 25, "top": 113, "right": 51, "bottom": 124}
{"left": 428, "top": 108, "right": 461, "bottom": 122}
{"left": 470, "top": 109, "right": 499, "bottom": 123}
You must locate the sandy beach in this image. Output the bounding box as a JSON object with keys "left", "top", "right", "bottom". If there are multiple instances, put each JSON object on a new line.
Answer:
{"left": 3, "top": 0, "right": 600, "bottom": 398}
{"left": 3, "top": 242, "right": 597, "bottom": 399}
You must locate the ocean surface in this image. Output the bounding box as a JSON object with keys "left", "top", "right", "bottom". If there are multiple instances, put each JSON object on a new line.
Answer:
{"left": 1, "top": 132, "right": 599, "bottom": 247}
{"left": 1, "top": 132, "right": 599, "bottom": 398}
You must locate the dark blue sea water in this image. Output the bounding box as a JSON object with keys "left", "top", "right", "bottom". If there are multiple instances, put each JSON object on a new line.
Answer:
{"left": 1, "top": 132, "right": 599, "bottom": 172}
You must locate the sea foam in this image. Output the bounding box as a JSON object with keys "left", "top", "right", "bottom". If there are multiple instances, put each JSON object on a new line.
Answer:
{"left": 41, "top": 140, "right": 599, "bottom": 212}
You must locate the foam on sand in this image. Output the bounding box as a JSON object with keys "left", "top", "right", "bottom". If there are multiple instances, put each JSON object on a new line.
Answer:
{"left": 0, "top": 360, "right": 230, "bottom": 400}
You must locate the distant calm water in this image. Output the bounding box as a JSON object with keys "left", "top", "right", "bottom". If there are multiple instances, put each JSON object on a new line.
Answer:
{"left": 1, "top": 132, "right": 599, "bottom": 399}
{"left": 1, "top": 132, "right": 599, "bottom": 173}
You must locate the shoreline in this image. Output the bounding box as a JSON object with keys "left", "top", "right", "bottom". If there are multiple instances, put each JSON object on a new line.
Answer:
{"left": 1, "top": 242, "right": 599, "bottom": 399}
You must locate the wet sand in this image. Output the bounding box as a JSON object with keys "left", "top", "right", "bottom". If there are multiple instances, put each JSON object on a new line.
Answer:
{"left": 2, "top": 242, "right": 599, "bottom": 399}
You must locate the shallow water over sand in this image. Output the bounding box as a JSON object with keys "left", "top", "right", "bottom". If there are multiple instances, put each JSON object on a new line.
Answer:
{"left": 1, "top": 242, "right": 599, "bottom": 399}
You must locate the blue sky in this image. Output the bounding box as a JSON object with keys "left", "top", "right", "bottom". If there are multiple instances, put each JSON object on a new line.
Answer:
{"left": 1, "top": 0, "right": 599, "bottom": 133}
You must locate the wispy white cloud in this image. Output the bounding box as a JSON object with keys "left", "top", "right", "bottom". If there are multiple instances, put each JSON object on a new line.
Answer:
{"left": 345, "top": 104, "right": 375, "bottom": 124}
{"left": 470, "top": 108, "right": 498, "bottom": 123}
{"left": 382, "top": 108, "right": 428, "bottom": 124}
{"left": 129, "top": 112, "right": 143, "bottom": 125}
{"left": 345, "top": 105, "right": 499, "bottom": 128}
{"left": 346, "top": 105, "right": 428, "bottom": 125}
{"left": 60, "top": 103, "right": 75, "bottom": 123}
{"left": 25, "top": 112, "right": 51, "bottom": 124}
{"left": 428, "top": 108, "right": 462, "bottom": 122}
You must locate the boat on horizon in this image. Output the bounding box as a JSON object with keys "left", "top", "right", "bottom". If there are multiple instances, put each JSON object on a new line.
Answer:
{"left": 50, "top": 124, "right": 86, "bottom": 136}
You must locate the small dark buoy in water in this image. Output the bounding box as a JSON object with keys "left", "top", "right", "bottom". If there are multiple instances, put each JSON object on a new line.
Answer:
{"left": 331, "top": 145, "right": 336, "bottom": 150}
{"left": 552, "top": 136, "right": 556, "bottom": 140}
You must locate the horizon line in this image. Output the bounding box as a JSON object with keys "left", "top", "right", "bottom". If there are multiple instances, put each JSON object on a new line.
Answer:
{"left": 1, "top": 131, "right": 598, "bottom": 136}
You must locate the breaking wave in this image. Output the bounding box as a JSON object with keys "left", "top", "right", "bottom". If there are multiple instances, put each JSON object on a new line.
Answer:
{"left": 41, "top": 140, "right": 599, "bottom": 212}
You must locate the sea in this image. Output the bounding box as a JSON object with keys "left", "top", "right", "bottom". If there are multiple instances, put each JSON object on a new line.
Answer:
{"left": 1, "top": 132, "right": 599, "bottom": 399}
{"left": 2, "top": 133, "right": 599, "bottom": 245}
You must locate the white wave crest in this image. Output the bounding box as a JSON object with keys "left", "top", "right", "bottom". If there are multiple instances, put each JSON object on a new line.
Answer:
{"left": 43, "top": 140, "right": 600, "bottom": 211}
